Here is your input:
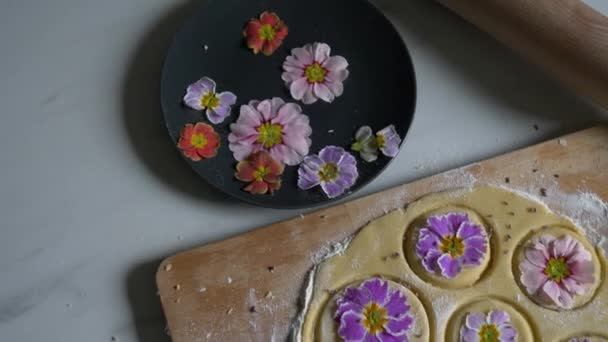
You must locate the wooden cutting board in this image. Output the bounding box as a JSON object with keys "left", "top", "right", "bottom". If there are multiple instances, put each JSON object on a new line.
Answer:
{"left": 156, "top": 126, "right": 608, "bottom": 342}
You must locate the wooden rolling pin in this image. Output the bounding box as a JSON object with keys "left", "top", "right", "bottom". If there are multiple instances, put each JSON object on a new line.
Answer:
{"left": 436, "top": 0, "right": 608, "bottom": 108}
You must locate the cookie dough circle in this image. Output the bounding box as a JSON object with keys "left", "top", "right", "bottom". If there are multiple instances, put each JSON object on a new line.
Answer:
{"left": 403, "top": 206, "right": 493, "bottom": 289}
{"left": 512, "top": 226, "right": 602, "bottom": 311}
{"left": 316, "top": 278, "right": 431, "bottom": 341}
{"left": 444, "top": 297, "right": 535, "bottom": 341}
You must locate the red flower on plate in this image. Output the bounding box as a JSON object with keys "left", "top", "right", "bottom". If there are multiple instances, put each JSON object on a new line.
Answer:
{"left": 235, "top": 151, "right": 285, "bottom": 195}
{"left": 243, "top": 11, "right": 288, "bottom": 56}
{"left": 177, "top": 122, "right": 220, "bottom": 161}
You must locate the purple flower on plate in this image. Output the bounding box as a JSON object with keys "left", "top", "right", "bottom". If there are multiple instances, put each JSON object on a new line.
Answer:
{"left": 334, "top": 278, "right": 414, "bottom": 342}
{"left": 297, "top": 146, "right": 358, "bottom": 198}
{"left": 352, "top": 125, "right": 402, "bottom": 162}
{"left": 415, "top": 213, "right": 488, "bottom": 279}
{"left": 519, "top": 234, "right": 595, "bottom": 309}
{"left": 376, "top": 125, "right": 401, "bottom": 158}
{"left": 459, "top": 310, "right": 517, "bottom": 342}
{"left": 228, "top": 98, "right": 312, "bottom": 166}
{"left": 282, "top": 42, "right": 349, "bottom": 104}
{"left": 183, "top": 77, "right": 237, "bottom": 124}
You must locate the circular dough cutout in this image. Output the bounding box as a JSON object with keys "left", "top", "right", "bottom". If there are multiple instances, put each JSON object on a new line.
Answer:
{"left": 512, "top": 226, "right": 602, "bottom": 311}
{"left": 444, "top": 297, "right": 535, "bottom": 341}
{"left": 315, "top": 278, "right": 430, "bottom": 341}
{"left": 403, "top": 206, "right": 493, "bottom": 289}
{"left": 560, "top": 335, "right": 608, "bottom": 342}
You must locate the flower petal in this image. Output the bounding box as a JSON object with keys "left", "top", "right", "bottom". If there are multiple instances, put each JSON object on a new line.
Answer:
{"left": 456, "top": 221, "right": 484, "bottom": 240}
{"left": 325, "top": 80, "right": 344, "bottom": 98}
{"left": 519, "top": 259, "right": 548, "bottom": 294}
{"left": 376, "top": 332, "right": 400, "bottom": 342}
{"left": 301, "top": 85, "right": 318, "bottom": 104}
{"left": 244, "top": 180, "right": 269, "bottom": 195}
{"left": 460, "top": 325, "right": 480, "bottom": 342}
{"left": 524, "top": 247, "right": 549, "bottom": 268}
{"left": 289, "top": 78, "right": 310, "bottom": 101}
{"left": 426, "top": 215, "right": 454, "bottom": 238}
{"left": 355, "top": 126, "right": 373, "bottom": 141}
{"left": 465, "top": 312, "right": 485, "bottom": 330}
{"left": 361, "top": 278, "right": 389, "bottom": 305}
{"left": 383, "top": 290, "right": 409, "bottom": 318}
{"left": 438, "top": 254, "right": 462, "bottom": 279}
{"left": 384, "top": 314, "right": 413, "bottom": 336}
{"left": 235, "top": 162, "right": 256, "bottom": 182}
{"left": 218, "top": 91, "right": 237, "bottom": 106}
{"left": 569, "top": 260, "right": 595, "bottom": 284}
{"left": 206, "top": 106, "right": 229, "bottom": 124}
{"left": 337, "top": 311, "right": 367, "bottom": 341}
{"left": 421, "top": 249, "right": 442, "bottom": 273}
{"left": 321, "top": 180, "right": 347, "bottom": 198}
{"left": 323, "top": 55, "right": 349, "bottom": 71}
{"left": 319, "top": 145, "right": 347, "bottom": 164}
{"left": 313, "top": 83, "right": 335, "bottom": 103}
{"left": 488, "top": 310, "right": 510, "bottom": 325}
{"left": 416, "top": 228, "right": 440, "bottom": 261}
{"left": 291, "top": 46, "right": 313, "bottom": 65}
{"left": 542, "top": 280, "right": 573, "bottom": 308}
{"left": 498, "top": 325, "right": 517, "bottom": 341}
{"left": 259, "top": 11, "right": 279, "bottom": 26}
{"left": 312, "top": 42, "right": 331, "bottom": 63}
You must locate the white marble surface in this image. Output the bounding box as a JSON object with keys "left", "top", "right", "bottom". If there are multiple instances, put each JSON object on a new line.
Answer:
{"left": 0, "top": 0, "right": 606, "bottom": 341}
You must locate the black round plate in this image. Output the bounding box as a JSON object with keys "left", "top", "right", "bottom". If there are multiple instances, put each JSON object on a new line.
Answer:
{"left": 161, "top": 0, "right": 416, "bottom": 209}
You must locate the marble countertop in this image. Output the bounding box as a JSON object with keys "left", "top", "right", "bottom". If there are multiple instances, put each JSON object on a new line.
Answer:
{"left": 1, "top": 0, "right": 606, "bottom": 341}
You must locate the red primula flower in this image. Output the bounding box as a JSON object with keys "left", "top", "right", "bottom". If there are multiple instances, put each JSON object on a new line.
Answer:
{"left": 177, "top": 122, "right": 220, "bottom": 161}
{"left": 235, "top": 151, "right": 285, "bottom": 195}
{"left": 243, "top": 11, "right": 288, "bottom": 56}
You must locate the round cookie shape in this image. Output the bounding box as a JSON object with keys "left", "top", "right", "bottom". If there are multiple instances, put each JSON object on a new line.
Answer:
{"left": 563, "top": 335, "right": 608, "bottom": 342}
{"left": 512, "top": 226, "right": 601, "bottom": 311}
{"left": 403, "top": 206, "right": 493, "bottom": 289}
{"left": 316, "top": 277, "right": 430, "bottom": 341}
{"left": 444, "top": 297, "right": 535, "bottom": 341}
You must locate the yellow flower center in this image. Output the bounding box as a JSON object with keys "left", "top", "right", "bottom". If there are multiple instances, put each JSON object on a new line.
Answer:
{"left": 190, "top": 133, "right": 208, "bottom": 148}
{"left": 362, "top": 302, "right": 389, "bottom": 335}
{"left": 376, "top": 134, "right": 386, "bottom": 148}
{"left": 253, "top": 166, "right": 270, "bottom": 181}
{"left": 318, "top": 162, "right": 339, "bottom": 182}
{"left": 258, "top": 24, "right": 276, "bottom": 41}
{"left": 200, "top": 92, "right": 220, "bottom": 109}
{"left": 478, "top": 323, "right": 500, "bottom": 342}
{"left": 545, "top": 257, "right": 570, "bottom": 283}
{"left": 440, "top": 235, "right": 465, "bottom": 257}
{"left": 304, "top": 63, "right": 327, "bottom": 83}
{"left": 256, "top": 123, "right": 283, "bottom": 148}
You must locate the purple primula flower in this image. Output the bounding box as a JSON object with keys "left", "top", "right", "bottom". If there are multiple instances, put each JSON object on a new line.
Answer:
{"left": 569, "top": 338, "right": 592, "bottom": 342}
{"left": 334, "top": 278, "right": 414, "bottom": 342}
{"left": 282, "top": 42, "right": 349, "bottom": 104}
{"left": 183, "top": 77, "right": 237, "bottom": 124}
{"left": 415, "top": 213, "right": 488, "bottom": 279}
{"left": 297, "top": 146, "right": 358, "bottom": 198}
{"left": 376, "top": 125, "right": 401, "bottom": 158}
{"left": 228, "top": 97, "right": 312, "bottom": 166}
{"left": 459, "top": 310, "right": 518, "bottom": 342}
{"left": 352, "top": 125, "right": 402, "bottom": 162}
{"left": 519, "top": 234, "right": 595, "bottom": 309}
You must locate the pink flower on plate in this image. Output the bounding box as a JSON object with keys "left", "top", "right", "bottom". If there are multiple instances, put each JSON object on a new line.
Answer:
{"left": 228, "top": 97, "right": 312, "bottom": 166}
{"left": 519, "top": 234, "right": 595, "bottom": 309}
{"left": 282, "top": 42, "right": 349, "bottom": 104}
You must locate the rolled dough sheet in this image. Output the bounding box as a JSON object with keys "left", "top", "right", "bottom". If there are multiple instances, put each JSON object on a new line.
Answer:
{"left": 299, "top": 186, "right": 607, "bottom": 341}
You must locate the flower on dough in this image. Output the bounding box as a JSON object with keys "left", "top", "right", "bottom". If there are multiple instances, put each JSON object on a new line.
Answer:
{"left": 334, "top": 278, "right": 414, "bottom": 342}
{"left": 282, "top": 42, "right": 349, "bottom": 104}
{"left": 351, "top": 125, "right": 402, "bottom": 162}
{"left": 519, "top": 234, "right": 595, "bottom": 309}
{"left": 228, "top": 97, "right": 312, "bottom": 166}
{"left": 243, "top": 11, "right": 288, "bottom": 56}
{"left": 183, "top": 77, "right": 237, "bottom": 124}
{"left": 235, "top": 151, "right": 284, "bottom": 195}
{"left": 297, "top": 146, "right": 358, "bottom": 198}
{"left": 177, "top": 122, "right": 220, "bottom": 161}
{"left": 459, "top": 310, "right": 518, "bottom": 342}
{"left": 415, "top": 213, "right": 488, "bottom": 279}
{"left": 568, "top": 338, "right": 592, "bottom": 342}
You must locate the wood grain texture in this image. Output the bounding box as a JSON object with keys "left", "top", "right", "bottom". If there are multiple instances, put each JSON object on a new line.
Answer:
{"left": 435, "top": 0, "right": 608, "bottom": 109}
{"left": 157, "top": 126, "right": 608, "bottom": 341}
